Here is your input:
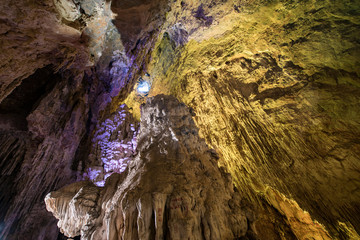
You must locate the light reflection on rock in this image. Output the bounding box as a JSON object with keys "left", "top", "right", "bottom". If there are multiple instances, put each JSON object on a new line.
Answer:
{"left": 83, "top": 104, "right": 138, "bottom": 186}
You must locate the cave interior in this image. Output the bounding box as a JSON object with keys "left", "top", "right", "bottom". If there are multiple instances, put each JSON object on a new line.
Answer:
{"left": 0, "top": 0, "right": 359, "bottom": 239}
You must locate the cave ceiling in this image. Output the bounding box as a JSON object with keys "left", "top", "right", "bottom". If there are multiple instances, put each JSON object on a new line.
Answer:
{"left": 0, "top": 0, "right": 360, "bottom": 239}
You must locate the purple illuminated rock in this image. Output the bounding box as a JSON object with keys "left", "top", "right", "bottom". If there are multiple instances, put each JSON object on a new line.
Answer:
{"left": 83, "top": 104, "right": 138, "bottom": 186}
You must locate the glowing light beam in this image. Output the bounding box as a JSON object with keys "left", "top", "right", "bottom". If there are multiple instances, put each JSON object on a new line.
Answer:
{"left": 137, "top": 81, "right": 150, "bottom": 93}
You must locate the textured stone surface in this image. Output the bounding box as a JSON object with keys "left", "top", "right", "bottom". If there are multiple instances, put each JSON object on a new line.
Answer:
{"left": 0, "top": 65, "right": 100, "bottom": 239}
{"left": 0, "top": 0, "right": 169, "bottom": 238}
{"left": 46, "top": 95, "right": 253, "bottom": 240}
{"left": 1, "top": 0, "right": 360, "bottom": 239}
{"left": 0, "top": 0, "right": 89, "bottom": 103}
{"left": 123, "top": 0, "right": 360, "bottom": 238}
{"left": 83, "top": 104, "right": 139, "bottom": 187}
{"left": 45, "top": 181, "right": 100, "bottom": 238}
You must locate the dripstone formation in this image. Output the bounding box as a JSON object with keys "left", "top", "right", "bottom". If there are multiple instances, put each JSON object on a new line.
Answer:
{"left": 45, "top": 95, "right": 254, "bottom": 239}
{"left": 2, "top": 0, "right": 359, "bottom": 239}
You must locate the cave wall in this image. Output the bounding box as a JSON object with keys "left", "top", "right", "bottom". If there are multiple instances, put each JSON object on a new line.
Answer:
{"left": 123, "top": 0, "right": 360, "bottom": 238}
{"left": 0, "top": 0, "right": 89, "bottom": 103}
{"left": 45, "top": 95, "right": 257, "bottom": 240}
{"left": 0, "top": 0, "right": 168, "bottom": 238}
{"left": 1, "top": 0, "right": 360, "bottom": 239}
{"left": 0, "top": 1, "right": 91, "bottom": 238}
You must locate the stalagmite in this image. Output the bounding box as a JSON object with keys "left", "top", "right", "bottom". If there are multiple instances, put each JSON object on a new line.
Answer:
{"left": 45, "top": 95, "right": 253, "bottom": 239}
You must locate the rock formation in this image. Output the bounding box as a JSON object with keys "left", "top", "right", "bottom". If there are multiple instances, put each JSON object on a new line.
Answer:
{"left": 82, "top": 104, "right": 139, "bottom": 187}
{"left": 123, "top": 0, "right": 360, "bottom": 238}
{"left": 1, "top": 0, "right": 359, "bottom": 239}
{"left": 45, "top": 95, "right": 254, "bottom": 239}
{"left": 0, "top": 0, "right": 168, "bottom": 238}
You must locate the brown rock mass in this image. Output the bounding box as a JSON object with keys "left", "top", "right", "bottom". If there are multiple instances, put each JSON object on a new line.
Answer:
{"left": 0, "top": 0, "right": 359, "bottom": 239}
{"left": 45, "top": 95, "right": 253, "bottom": 240}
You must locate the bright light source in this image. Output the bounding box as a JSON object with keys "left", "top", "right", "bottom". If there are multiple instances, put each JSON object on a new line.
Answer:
{"left": 137, "top": 81, "right": 150, "bottom": 93}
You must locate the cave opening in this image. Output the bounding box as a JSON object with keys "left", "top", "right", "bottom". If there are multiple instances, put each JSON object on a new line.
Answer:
{"left": 137, "top": 79, "right": 150, "bottom": 94}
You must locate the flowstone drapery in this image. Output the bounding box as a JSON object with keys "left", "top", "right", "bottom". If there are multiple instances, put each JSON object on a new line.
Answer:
{"left": 45, "top": 95, "right": 254, "bottom": 239}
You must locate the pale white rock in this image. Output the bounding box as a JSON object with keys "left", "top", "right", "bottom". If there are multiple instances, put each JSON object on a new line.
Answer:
{"left": 53, "top": 0, "right": 81, "bottom": 21}
{"left": 45, "top": 181, "right": 100, "bottom": 238}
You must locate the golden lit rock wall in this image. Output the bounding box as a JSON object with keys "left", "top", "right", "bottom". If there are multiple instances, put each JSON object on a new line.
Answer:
{"left": 124, "top": 0, "right": 360, "bottom": 238}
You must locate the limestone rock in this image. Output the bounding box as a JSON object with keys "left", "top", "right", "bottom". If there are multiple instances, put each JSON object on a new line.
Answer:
{"left": 46, "top": 95, "right": 252, "bottom": 239}
{"left": 0, "top": 0, "right": 89, "bottom": 103}
{"left": 123, "top": 0, "right": 360, "bottom": 238}
{"left": 54, "top": 0, "right": 81, "bottom": 21}
{"left": 83, "top": 104, "right": 139, "bottom": 186}
{"left": 2, "top": 0, "right": 360, "bottom": 239}
{"left": 45, "top": 181, "right": 100, "bottom": 238}
{"left": 0, "top": 69, "right": 94, "bottom": 239}
{"left": 0, "top": 0, "right": 168, "bottom": 238}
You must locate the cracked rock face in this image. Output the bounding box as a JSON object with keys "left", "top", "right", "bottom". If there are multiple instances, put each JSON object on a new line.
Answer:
{"left": 45, "top": 95, "right": 253, "bottom": 239}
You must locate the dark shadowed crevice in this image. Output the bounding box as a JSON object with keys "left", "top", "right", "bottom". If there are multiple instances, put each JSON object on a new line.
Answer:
{"left": 0, "top": 133, "right": 26, "bottom": 221}
{"left": 149, "top": 209, "right": 156, "bottom": 240}
{"left": 0, "top": 131, "right": 31, "bottom": 238}
{"left": 0, "top": 65, "right": 60, "bottom": 130}
{"left": 57, "top": 232, "right": 80, "bottom": 240}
